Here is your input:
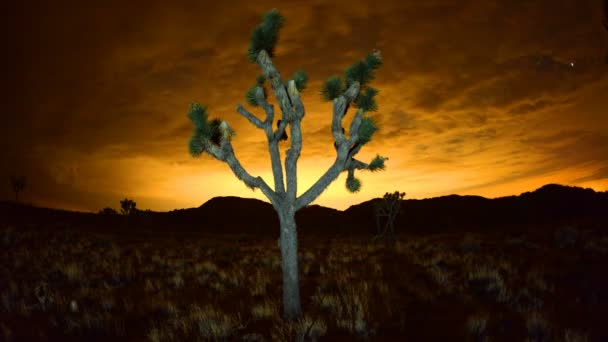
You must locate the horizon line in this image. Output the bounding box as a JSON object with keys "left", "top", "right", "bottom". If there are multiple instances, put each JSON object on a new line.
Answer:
{"left": 2, "top": 183, "right": 604, "bottom": 215}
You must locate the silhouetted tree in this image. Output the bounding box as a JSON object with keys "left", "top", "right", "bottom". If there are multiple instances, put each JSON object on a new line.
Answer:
{"left": 120, "top": 198, "right": 137, "bottom": 215}
{"left": 98, "top": 207, "right": 118, "bottom": 215}
{"left": 373, "top": 191, "right": 405, "bottom": 244}
{"left": 9, "top": 175, "right": 27, "bottom": 202}
{"left": 186, "top": 9, "right": 388, "bottom": 320}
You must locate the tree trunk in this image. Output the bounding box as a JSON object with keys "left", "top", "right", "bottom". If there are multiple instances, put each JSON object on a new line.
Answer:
{"left": 278, "top": 208, "right": 302, "bottom": 320}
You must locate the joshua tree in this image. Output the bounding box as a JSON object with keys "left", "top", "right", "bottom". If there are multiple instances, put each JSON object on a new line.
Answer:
{"left": 9, "top": 175, "right": 27, "bottom": 202}
{"left": 186, "top": 9, "right": 388, "bottom": 320}
{"left": 373, "top": 191, "right": 405, "bottom": 243}
{"left": 119, "top": 198, "right": 137, "bottom": 215}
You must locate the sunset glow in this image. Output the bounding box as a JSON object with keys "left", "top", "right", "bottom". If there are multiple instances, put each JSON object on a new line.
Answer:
{"left": 3, "top": 0, "right": 607, "bottom": 212}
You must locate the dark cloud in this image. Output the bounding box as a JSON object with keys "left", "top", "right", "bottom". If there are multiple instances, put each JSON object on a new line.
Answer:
{"left": 410, "top": 88, "right": 447, "bottom": 112}
{"left": 508, "top": 99, "right": 554, "bottom": 115}
{"left": 520, "top": 130, "right": 608, "bottom": 167}
{"left": 451, "top": 54, "right": 603, "bottom": 112}
{"left": 572, "top": 166, "right": 608, "bottom": 183}
{"left": 468, "top": 113, "right": 488, "bottom": 127}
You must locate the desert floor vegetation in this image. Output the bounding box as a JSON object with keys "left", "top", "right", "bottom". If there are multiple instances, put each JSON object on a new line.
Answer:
{"left": 1, "top": 223, "right": 607, "bottom": 341}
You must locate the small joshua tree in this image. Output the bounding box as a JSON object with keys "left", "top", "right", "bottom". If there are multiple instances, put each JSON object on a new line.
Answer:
{"left": 186, "top": 9, "right": 388, "bottom": 320}
{"left": 10, "top": 175, "right": 27, "bottom": 202}
{"left": 119, "top": 198, "right": 137, "bottom": 216}
{"left": 373, "top": 191, "right": 405, "bottom": 243}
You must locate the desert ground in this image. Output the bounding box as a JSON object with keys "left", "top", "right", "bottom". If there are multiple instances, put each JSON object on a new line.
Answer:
{"left": 1, "top": 218, "right": 607, "bottom": 341}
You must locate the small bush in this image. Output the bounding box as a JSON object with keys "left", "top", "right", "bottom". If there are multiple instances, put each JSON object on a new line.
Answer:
{"left": 271, "top": 315, "right": 327, "bottom": 342}
{"left": 251, "top": 300, "right": 278, "bottom": 320}
{"left": 190, "top": 305, "right": 243, "bottom": 339}
{"left": 467, "top": 315, "right": 488, "bottom": 341}
{"left": 468, "top": 266, "right": 508, "bottom": 302}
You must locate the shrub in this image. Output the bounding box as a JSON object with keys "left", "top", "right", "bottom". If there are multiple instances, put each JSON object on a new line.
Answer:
{"left": 467, "top": 315, "right": 488, "bottom": 341}
{"left": 468, "top": 266, "right": 508, "bottom": 302}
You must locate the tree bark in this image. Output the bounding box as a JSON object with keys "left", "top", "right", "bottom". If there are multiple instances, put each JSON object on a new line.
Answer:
{"left": 277, "top": 207, "right": 302, "bottom": 320}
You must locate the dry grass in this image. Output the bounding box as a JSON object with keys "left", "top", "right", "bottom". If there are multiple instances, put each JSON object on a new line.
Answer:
{"left": 467, "top": 314, "right": 488, "bottom": 341}
{"left": 1, "top": 224, "right": 607, "bottom": 340}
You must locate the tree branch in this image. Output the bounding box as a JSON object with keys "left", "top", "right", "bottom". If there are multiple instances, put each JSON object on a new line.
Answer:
{"left": 294, "top": 146, "right": 383, "bottom": 210}
{"left": 236, "top": 104, "right": 264, "bottom": 129}
{"left": 295, "top": 158, "right": 344, "bottom": 211}
{"left": 285, "top": 80, "right": 304, "bottom": 200}
{"left": 264, "top": 105, "right": 286, "bottom": 194}
{"left": 346, "top": 157, "right": 369, "bottom": 171}
{"left": 256, "top": 50, "right": 295, "bottom": 122}
{"left": 287, "top": 79, "right": 305, "bottom": 119}
{"left": 274, "top": 120, "right": 288, "bottom": 141}
{"left": 204, "top": 143, "right": 227, "bottom": 161}
{"left": 235, "top": 79, "right": 286, "bottom": 194}
{"left": 295, "top": 83, "right": 363, "bottom": 210}
{"left": 208, "top": 139, "right": 278, "bottom": 204}
{"left": 250, "top": 89, "right": 286, "bottom": 194}
{"left": 332, "top": 82, "right": 360, "bottom": 150}
{"left": 347, "top": 108, "right": 365, "bottom": 147}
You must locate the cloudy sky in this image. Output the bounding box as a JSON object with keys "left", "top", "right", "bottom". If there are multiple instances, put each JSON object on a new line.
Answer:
{"left": 2, "top": 0, "right": 607, "bottom": 212}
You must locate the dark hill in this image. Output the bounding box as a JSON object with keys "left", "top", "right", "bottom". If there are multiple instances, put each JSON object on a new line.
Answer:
{"left": 344, "top": 184, "right": 607, "bottom": 235}
{"left": 1, "top": 184, "right": 606, "bottom": 237}
{"left": 166, "top": 196, "right": 279, "bottom": 235}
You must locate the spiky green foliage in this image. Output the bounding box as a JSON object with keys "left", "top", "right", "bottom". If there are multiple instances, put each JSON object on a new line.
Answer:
{"left": 247, "top": 9, "right": 285, "bottom": 62}
{"left": 344, "top": 52, "right": 382, "bottom": 88}
{"left": 368, "top": 155, "right": 388, "bottom": 172}
{"left": 357, "top": 116, "right": 378, "bottom": 145}
{"left": 365, "top": 52, "right": 383, "bottom": 70}
{"left": 188, "top": 103, "right": 213, "bottom": 156}
{"left": 256, "top": 75, "right": 266, "bottom": 87}
{"left": 292, "top": 70, "right": 308, "bottom": 92}
{"left": 189, "top": 117, "right": 234, "bottom": 155}
{"left": 344, "top": 61, "right": 370, "bottom": 87}
{"left": 346, "top": 174, "right": 361, "bottom": 193}
{"left": 354, "top": 87, "right": 379, "bottom": 112}
{"left": 320, "top": 76, "right": 343, "bottom": 101}
{"left": 188, "top": 103, "right": 209, "bottom": 131}
{"left": 189, "top": 134, "right": 205, "bottom": 157}
{"left": 247, "top": 76, "right": 269, "bottom": 107}
{"left": 246, "top": 86, "right": 260, "bottom": 107}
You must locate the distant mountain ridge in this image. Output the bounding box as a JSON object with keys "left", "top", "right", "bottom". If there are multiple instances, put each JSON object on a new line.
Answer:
{"left": 1, "top": 184, "right": 606, "bottom": 236}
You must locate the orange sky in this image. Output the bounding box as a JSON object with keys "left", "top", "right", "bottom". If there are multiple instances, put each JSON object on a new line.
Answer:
{"left": 2, "top": 0, "right": 608, "bottom": 212}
